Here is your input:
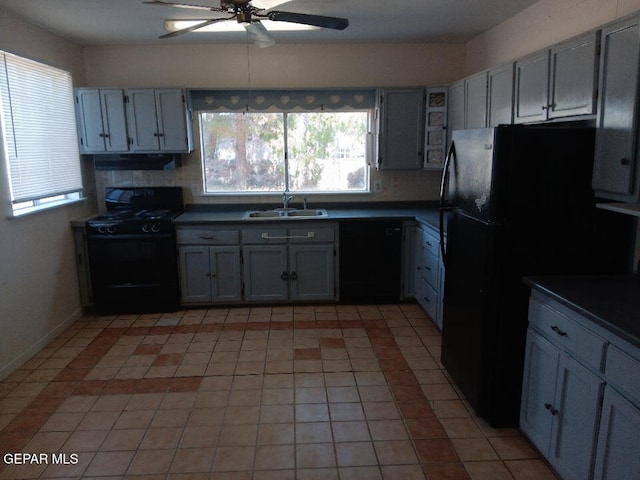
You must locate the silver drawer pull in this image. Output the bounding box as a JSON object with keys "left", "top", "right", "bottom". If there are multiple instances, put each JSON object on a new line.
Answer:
{"left": 261, "top": 232, "right": 315, "bottom": 239}
{"left": 551, "top": 325, "right": 567, "bottom": 337}
{"left": 199, "top": 236, "right": 216, "bottom": 240}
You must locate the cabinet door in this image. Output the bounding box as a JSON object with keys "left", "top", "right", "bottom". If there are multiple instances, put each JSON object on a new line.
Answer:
{"left": 179, "top": 246, "right": 212, "bottom": 303}
{"left": 210, "top": 246, "right": 242, "bottom": 303}
{"left": 447, "top": 80, "right": 465, "bottom": 146}
{"left": 76, "top": 89, "right": 127, "bottom": 153}
{"left": 100, "top": 89, "right": 129, "bottom": 151}
{"left": 550, "top": 353, "right": 604, "bottom": 480}
{"left": 487, "top": 63, "right": 514, "bottom": 127}
{"left": 126, "top": 89, "right": 160, "bottom": 152}
{"left": 76, "top": 89, "right": 106, "bottom": 153}
{"left": 242, "top": 245, "right": 288, "bottom": 302}
{"left": 289, "top": 244, "right": 335, "bottom": 302}
{"left": 464, "top": 72, "right": 488, "bottom": 129}
{"left": 594, "top": 387, "right": 640, "bottom": 480}
{"left": 520, "top": 329, "right": 559, "bottom": 454}
{"left": 548, "top": 32, "right": 599, "bottom": 119}
{"left": 154, "top": 88, "right": 189, "bottom": 152}
{"left": 514, "top": 50, "right": 550, "bottom": 123}
{"left": 593, "top": 17, "right": 640, "bottom": 197}
{"left": 379, "top": 89, "right": 425, "bottom": 170}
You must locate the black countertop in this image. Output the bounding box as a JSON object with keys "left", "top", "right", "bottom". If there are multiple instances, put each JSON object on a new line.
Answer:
{"left": 524, "top": 275, "right": 640, "bottom": 348}
{"left": 174, "top": 203, "right": 443, "bottom": 231}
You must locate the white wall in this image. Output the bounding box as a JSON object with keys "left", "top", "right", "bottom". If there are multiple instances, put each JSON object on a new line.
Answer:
{"left": 466, "top": 0, "right": 640, "bottom": 74}
{"left": 0, "top": 10, "right": 97, "bottom": 379}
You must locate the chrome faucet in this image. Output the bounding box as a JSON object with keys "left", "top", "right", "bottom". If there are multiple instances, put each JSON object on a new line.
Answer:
{"left": 283, "top": 191, "right": 294, "bottom": 209}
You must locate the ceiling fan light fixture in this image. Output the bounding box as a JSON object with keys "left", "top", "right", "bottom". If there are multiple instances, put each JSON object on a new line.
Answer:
{"left": 163, "top": 19, "right": 319, "bottom": 33}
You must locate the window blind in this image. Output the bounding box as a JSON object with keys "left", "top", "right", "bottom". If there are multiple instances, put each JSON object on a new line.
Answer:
{"left": 0, "top": 51, "right": 82, "bottom": 204}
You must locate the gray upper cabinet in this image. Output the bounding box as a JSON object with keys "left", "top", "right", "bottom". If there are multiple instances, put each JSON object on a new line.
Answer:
{"left": 464, "top": 72, "right": 488, "bottom": 129}
{"left": 514, "top": 50, "right": 550, "bottom": 123}
{"left": 487, "top": 63, "right": 515, "bottom": 127}
{"left": 548, "top": 32, "right": 599, "bottom": 119}
{"left": 447, "top": 80, "right": 465, "bottom": 147}
{"left": 75, "top": 88, "right": 129, "bottom": 153}
{"left": 515, "top": 31, "right": 599, "bottom": 123}
{"left": 126, "top": 88, "right": 192, "bottom": 153}
{"left": 378, "top": 88, "right": 425, "bottom": 170}
{"left": 593, "top": 16, "right": 640, "bottom": 201}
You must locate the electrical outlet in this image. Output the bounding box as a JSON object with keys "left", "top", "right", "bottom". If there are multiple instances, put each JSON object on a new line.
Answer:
{"left": 373, "top": 180, "right": 382, "bottom": 193}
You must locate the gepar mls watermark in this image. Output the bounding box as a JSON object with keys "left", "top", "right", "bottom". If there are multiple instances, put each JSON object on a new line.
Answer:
{"left": 3, "top": 453, "right": 79, "bottom": 466}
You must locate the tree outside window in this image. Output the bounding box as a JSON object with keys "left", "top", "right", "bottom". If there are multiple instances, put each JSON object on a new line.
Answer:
{"left": 200, "top": 110, "right": 369, "bottom": 194}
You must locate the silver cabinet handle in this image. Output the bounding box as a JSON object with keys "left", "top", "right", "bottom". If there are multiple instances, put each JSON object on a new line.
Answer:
{"left": 261, "top": 232, "right": 315, "bottom": 239}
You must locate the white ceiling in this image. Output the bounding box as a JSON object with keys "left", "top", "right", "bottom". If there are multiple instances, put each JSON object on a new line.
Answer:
{"left": 0, "top": 0, "right": 540, "bottom": 47}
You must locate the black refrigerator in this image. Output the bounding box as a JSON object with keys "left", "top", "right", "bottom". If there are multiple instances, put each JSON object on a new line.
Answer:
{"left": 438, "top": 125, "right": 633, "bottom": 428}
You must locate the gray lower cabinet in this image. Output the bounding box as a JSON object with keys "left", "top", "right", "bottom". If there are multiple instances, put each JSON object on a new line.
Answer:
{"left": 521, "top": 291, "right": 640, "bottom": 480}
{"left": 414, "top": 223, "right": 444, "bottom": 329}
{"left": 176, "top": 227, "right": 242, "bottom": 305}
{"left": 241, "top": 223, "right": 337, "bottom": 303}
{"left": 521, "top": 328, "right": 603, "bottom": 480}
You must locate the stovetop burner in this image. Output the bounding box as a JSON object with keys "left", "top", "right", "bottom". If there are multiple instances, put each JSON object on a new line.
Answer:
{"left": 87, "top": 187, "right": 184, "bottom": 235}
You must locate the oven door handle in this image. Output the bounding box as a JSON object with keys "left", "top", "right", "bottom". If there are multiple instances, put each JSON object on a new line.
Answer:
{"left": 88, "top": 233, "right": 175, "bottom": 241}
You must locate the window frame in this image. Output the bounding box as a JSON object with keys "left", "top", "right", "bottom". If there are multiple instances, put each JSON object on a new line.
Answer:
{"left": 0, "top": 51, "right": 83, "bottom": 217}
{"left": 197, "top": 107, "right": 373, "bottom": 196}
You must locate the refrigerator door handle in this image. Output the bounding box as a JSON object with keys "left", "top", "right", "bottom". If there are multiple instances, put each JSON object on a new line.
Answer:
{"left": 439, "top": 141, "right": 456, "bottom": 264}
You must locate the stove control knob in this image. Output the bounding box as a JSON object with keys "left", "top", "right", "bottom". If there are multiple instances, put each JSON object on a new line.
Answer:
{"left": 98, "top": 226, "right": 106, "bottom": 234}
{"left": 107, "top": 226, "right": 115, "bottom": 234}
{"left": 151, "top": 223, "right": 161, "bottom": 233}
{"left": 142, "top": 223, "right": 151, "bottom": 233}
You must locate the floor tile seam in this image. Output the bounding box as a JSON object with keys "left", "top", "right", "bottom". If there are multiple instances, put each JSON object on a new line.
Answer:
{"left": 373, "top": 317, "right": 463, "bottom": 469}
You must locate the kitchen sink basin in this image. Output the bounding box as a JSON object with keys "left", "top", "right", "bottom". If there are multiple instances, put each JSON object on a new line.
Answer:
{"left": 242, "top": 209, "right": 327, "bottom": 220}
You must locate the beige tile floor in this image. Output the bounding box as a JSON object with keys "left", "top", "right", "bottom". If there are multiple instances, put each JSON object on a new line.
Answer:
{"left": 0, "top": 304, "right": 559, "bottom": 479}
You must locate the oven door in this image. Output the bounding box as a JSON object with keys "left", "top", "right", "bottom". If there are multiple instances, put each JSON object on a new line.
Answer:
{"left": 87, "top": 233, "right": 179, "bottom": 313}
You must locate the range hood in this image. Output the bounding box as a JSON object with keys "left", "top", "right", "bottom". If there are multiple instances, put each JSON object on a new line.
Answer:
{"left": 93, "top": 153, "right": 182, "bottom": 171}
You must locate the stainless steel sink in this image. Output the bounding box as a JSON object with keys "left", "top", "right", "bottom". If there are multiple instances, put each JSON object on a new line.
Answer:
{"left": 242, "top": 208, "right": 327, "bottom": 219}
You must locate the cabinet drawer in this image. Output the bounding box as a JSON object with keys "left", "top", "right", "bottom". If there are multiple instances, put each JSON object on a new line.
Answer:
{"left": 289, "top": 226, "right": 335, "bottom": 243}
{"left": 606, "top": 345, "right": 640, "bottom": 406}
{"left": 416, "top": 277, "right": 438, "bottom": 320}
{"left": 528, "top": 297, "right": 607, "bottom": 371}
{"left": 177, "top": 228, "right": 239, "bottom": 245}
{"left": 420, "top": 247, "right": 439, "bottom": 288}
{"left": 242, "top": 228, "right": 288, "bottom": 244}
{"left": 421, "top": 227, "right": 440, "bottom": 257}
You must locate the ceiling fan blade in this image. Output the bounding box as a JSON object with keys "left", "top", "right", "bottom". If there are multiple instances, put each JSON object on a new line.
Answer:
{"left": 267, "top": 11, "right": 348, "bottom": 30}
{"left": 159, "top": 16, "right": 234, "bottom": 38}
{"left": 144, "top": 0, "right": 224, "bottom": 12}
{"left": 245, "top": 21, "right": 276, "bottom": 48}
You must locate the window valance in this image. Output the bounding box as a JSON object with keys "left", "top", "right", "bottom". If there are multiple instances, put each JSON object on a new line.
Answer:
{"left": 189, "top": 88, "right": 377, "bottom": 111}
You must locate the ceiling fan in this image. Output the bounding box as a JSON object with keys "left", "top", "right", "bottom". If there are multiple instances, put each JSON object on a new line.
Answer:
{"left": 144, "top": 0, "right": 349, "bottom": 47}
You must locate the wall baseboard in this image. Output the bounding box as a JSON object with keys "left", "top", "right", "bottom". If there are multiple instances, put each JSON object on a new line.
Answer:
{"left": 0, "top": 309, "right": 84, "bottom": 381}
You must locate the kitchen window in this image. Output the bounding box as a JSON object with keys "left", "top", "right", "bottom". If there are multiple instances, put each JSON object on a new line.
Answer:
{"left": 193, "top": 89, "right": 375, "bottom": 194}
{"left": 0, "top": 51, "right": 83, "bottom": 216}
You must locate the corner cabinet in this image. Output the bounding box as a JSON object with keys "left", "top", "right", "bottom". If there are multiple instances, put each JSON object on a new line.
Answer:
{"left": 126, "top": 88, "right": 192, "bottom": 153}
{"left": 176, "top": 227, "right": 242, "bottom": 305}
{"left": 378, "top": 88, "right": 425, "bottom": 170}
{"left": 521, "top": 291, "right": 640, "bottom": 480}
{"left": 592, "top": 16, "right": 640, "bottom": 201}
{"left": 241, "top": 223, "right": 337, "bottom": 303}
{"left": 75, "top": 88, "right": 129, "bottom": 153}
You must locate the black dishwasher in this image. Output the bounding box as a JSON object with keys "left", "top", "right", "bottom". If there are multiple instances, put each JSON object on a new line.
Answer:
{"left": 339, "top": 220, "right": 402, "bottom": 303}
